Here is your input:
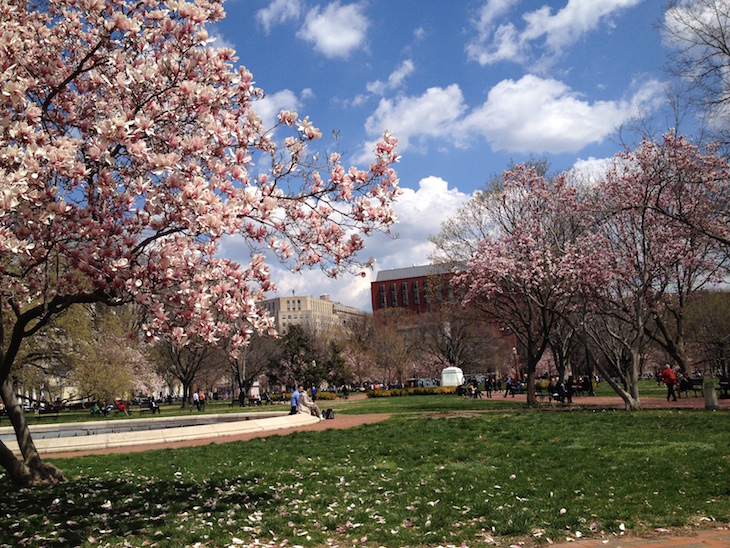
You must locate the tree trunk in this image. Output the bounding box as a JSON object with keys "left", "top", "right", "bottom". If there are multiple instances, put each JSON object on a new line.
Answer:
{"left": 181, "top": 383, "right": 191, "bottom": 409}
{"left": 0, "top": 379, "right": 65, "bottom": 486}
{"left": 525, "top": 366, "right": 537, "bottom": 406}
{"left": 592, "top": 360, "right": 642, "bottom": 411}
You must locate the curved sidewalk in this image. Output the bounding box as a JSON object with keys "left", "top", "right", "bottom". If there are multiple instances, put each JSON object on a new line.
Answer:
{"left": 0, "top": 411, "right": 324, "bottom": 457}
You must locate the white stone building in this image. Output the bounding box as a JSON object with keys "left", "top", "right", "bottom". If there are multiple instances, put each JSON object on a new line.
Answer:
{"left": 259, "top": 294, "right": 364, "bottom": 335}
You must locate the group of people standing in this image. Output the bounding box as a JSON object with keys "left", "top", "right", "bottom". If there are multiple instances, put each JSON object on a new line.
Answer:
{"left": 191, "top": 389, "right": 206, "bottom": 411}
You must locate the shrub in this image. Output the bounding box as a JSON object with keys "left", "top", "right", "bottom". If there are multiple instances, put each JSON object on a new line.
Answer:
{"left": 315, "top": 391, "right": 337, "bottom": 401}
{"left": 366, "top": 386, "right": 458, "bottom": 398}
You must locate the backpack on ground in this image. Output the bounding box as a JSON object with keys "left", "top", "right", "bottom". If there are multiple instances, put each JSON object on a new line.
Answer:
{"left": 324, "top": 408, "right": 334, "bottom": 420}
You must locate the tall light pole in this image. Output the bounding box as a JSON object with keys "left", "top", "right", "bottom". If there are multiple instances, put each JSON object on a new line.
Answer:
{"left": 512, "top": 346, "right": 519, "bottom": 382}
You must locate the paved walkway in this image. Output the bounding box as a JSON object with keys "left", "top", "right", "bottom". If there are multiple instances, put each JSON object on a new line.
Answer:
{"left": 32, "top": 411, "right": 391, "bottom": 459}
{"left": 549, "top": 527, "right": 730, "bottom": 548}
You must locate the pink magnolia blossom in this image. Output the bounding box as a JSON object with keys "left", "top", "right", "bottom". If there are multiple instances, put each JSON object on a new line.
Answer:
{"left": 0, "top": 0, "right": 399, "bottom": 353}
{"left": 458, "top": 166, "right": 583, "bottom": 405}
{"left": 0, "top": 0, "right": 399, "bottom": 483}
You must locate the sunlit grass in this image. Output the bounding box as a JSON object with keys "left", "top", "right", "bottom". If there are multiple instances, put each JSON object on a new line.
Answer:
{"left": 1, "top": 409, "right": 728, "bottom": 547}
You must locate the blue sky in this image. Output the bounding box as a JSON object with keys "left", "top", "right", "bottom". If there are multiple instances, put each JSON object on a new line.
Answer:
{"left": 214, "top": 0, "right": 676, "bottom": 311}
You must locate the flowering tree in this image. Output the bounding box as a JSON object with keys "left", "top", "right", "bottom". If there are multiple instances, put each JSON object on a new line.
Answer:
{"left": 571, "top": 134, "right": 728, "bottom": 409}
{"left": 458, "top": 166, "right": 584, "bottom": 406}
{"left": 0, "top": 0, "right": 399, "bottom": 485}
{"left": 429, "top": 157, "right": 552, "bottom": 265}
{"left": 629, "top": 135, "right": 728, "bottom": 375}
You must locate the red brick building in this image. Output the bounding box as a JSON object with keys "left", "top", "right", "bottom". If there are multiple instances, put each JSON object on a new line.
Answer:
{"left": 370, "top": 264, "right": 457, "bottom": 316}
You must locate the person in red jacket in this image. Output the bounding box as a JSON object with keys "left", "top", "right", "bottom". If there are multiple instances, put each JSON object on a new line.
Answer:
{"left": 659, "top": 364, "right": 678, "bottom": 402}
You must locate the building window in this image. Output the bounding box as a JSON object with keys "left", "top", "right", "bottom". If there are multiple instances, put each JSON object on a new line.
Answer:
{"left": 401, "top": 281, "right": 409, "bottom": 305}
{"left": 424, "top": 280, "right": 431, "bottom": 303}
{"left": 391, "top": 283, "right": 398, "bottom": 306}
{"left": 413, "top": 281, "right": 420, "bottom": 304}
{"left": 379, "top": 285, "right": 387, "bottom": 308}
{"left": 286, "top": 300, "right": 290, "bottom": 311}
{"left": 297, "top": 299, "right": 301, "bottom": 310}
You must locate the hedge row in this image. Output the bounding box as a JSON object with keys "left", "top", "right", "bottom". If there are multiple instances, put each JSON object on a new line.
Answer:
{"left": 366, "top": 386, "right": 457, "bottom": 398}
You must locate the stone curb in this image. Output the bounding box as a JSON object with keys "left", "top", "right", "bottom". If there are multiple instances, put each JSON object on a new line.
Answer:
{"left": 0, "top": 412, "right": 321, "bottom": 455}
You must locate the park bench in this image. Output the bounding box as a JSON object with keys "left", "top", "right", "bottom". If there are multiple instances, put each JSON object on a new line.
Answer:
{"left": 535, "top": 386, "right": 549, "bottom": 402}
{"left": 718, "top": 379, "right": 729, "bottom": 398}
{"left": 36, "top": 404, "right": 60, "bottom": 420}
{"left": 137, "top": 400, "right": 160, "bottom": 414}
{"left": 90, "top": 404, "right": 110, "bottom": 417}
{"left": 679, "top": 378, "right": 704, "bottom": 397}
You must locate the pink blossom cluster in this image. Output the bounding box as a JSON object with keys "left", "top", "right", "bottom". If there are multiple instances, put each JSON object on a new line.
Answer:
{"left": 457, "top": 133, "right": 730, "bottom": 408}
{"left": 0, "top": 0, "right": 400, "bottom": 368}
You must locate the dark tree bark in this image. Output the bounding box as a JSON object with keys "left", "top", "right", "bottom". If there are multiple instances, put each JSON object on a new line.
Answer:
{"left": 0, "top": 379, "right": 64, "bottom": 486}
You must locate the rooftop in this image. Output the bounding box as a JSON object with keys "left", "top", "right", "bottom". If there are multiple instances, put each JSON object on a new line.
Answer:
{"left": 374, "top": 264, "right": 459, "bottom": 282}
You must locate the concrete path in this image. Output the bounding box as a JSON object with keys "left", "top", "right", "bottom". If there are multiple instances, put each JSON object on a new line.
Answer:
{"left": 0, "top": 411, "right": 327, "bottom": 457}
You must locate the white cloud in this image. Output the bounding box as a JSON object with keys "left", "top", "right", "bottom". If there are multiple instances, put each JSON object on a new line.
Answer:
{"left": 363, "top": 84, "right": 467, "bottom": 151}
{"left": 467, "top": 0, "right": 643, "bottom": 67}
{"left": 361, "top": 75, "right": 663, "bottom": 157}
{"left": 466, "top": 0, "right": 520, "bottom": 64}
{"left": 205, "top": 23, "right": 238, "bottom": 51}
{"left": 297, "top": 2, "right": 370, "bottom": 59}
{"left": 256, "top": 0, "right": 302, "bottom": 34}
{"left": 570, "top": 156, "right": 613, "bottom": 186}
{"left": 253, "top": 89, "right": 303, "bottom": 130}
{"left": 462, "top": 74, "right": 662, "bottom": 153}
{"left": 231, "top": 176, "right": 472, "bottom": 311}
{"left": 366, "top": 59, "right": 415, "bottom": 96}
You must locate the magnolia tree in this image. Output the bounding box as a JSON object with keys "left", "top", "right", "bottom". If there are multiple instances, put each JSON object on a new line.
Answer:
{"left": 0, "top": 0, "right": 399, "bottom": 485}
{"left": 429, "top": 157, "right": 552, "bottom": 265}
{"left": 457, "top": 166, "right": 584, "bottom": 406}
{"left": 571, "top": 134, "right": 730, "bottom": 409}
{"left": 627, "top": 134, "right": 728, "bottom": 376}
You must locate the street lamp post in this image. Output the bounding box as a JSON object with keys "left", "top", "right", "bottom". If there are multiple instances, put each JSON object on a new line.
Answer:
{"left": 512, "top": 346, "right": 519, "bottom": 382}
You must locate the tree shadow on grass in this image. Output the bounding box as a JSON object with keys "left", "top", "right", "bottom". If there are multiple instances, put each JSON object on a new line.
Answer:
{"left": 0, "top": 472, "right": 277, "bottom": 546}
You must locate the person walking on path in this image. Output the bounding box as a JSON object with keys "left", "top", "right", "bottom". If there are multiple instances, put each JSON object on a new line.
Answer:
{"left": 504, "top": 376, "right": 513, "bottom": 398}
{"left": 659, "top": 364, "right": 678, "bottom": 402}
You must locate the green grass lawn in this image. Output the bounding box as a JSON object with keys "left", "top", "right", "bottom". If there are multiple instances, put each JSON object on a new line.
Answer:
{"left": 1, "top": 401, "right": 728, "bottom": 547}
